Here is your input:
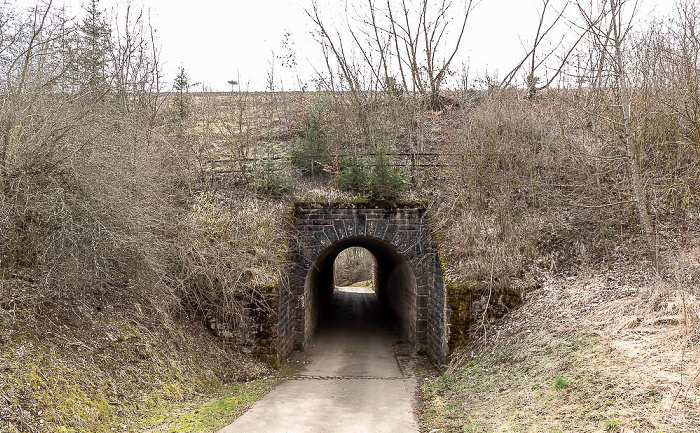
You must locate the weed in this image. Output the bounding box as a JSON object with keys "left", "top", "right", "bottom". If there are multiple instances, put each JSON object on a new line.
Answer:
{"left": 605, "top": 417, "right": 620, "bottom": 428}
{"left": 554, "top": 376, "right": 571, "bottom": 390}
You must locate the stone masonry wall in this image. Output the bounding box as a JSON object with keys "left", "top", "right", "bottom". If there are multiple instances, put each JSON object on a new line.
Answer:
{"left": 277, "top": 206, "right": 449, "bottom": 364}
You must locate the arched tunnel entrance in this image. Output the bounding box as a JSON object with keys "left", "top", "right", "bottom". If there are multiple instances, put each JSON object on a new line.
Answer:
{"left": 275, "top": 206, "right": 448, "bottom": 364}
{"left": 303, "top": 237, "right": 417, "bottom": 348}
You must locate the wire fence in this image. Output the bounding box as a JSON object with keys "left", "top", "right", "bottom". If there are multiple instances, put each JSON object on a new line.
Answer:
{"left": 206, "top": 152, "right": 462, "bottom": 174}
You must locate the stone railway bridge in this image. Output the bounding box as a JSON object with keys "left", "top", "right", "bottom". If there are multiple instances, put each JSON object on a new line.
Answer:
{"left": 233, "top": 205, "right": 462, "bottom": 365}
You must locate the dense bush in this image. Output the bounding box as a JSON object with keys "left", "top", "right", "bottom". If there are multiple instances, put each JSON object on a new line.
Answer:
{"left": 0, "top": 3, "right": 176, "bottom": 306}
{"left": 174, "top": 191, "right": 288, "bottom": 328}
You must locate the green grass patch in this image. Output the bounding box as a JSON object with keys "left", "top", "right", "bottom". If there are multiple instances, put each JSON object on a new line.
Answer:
{"left": 138, "top": 379, "right": 277, "bottom": 433}
{"left": 553, "top": 376, "right": 570, "bottom": 390}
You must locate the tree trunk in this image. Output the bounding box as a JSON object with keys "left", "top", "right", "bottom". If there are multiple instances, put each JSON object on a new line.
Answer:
{"left": 610, "top": 0, "right": 656, "bottom": 264}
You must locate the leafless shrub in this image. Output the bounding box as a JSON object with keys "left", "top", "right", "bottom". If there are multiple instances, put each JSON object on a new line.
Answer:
{"left": 432, "top": 89, "right": 559, "bottom": 286}
{"left": 173, "top": 191, "right": 289, "bottom": 328}
{"left": 0, "top": 2, "right": 176, "bottom": 309}
{"left": 110, "top": 2, "right": 165, "bottom": 119}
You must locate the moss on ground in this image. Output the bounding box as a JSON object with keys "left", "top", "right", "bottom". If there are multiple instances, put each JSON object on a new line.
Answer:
{"left": 135, "top": 379, "right": 277, "bottom": 433}
{"left": 0, "top": 281, "right": 271, "bottom": 433}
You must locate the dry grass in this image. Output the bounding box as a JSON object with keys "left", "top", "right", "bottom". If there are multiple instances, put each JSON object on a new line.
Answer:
{"left": 177, "top": 84, "right": 698, "bottom": 334}
{"left": 173, "top": 189, "right": 291, "bottom": 331}
{"left": 423, "top": 251, "right": 700, "bottom": 432}
{"left": 2, "top": 3, "right": 700, "bottom": 432}
{"left": 0, "top": 104, "right": 177, "bottom": 299}
{"left": 3, "top": 83, "right": 694, "bottom": 429}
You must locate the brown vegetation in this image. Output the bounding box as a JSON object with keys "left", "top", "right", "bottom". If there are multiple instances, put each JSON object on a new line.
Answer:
{"left": 1, "top": 0, "right": 699, "bottom": 431}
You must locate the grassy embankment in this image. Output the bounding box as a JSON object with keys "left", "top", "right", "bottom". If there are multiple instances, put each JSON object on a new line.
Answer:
{"left": 420, "top": 258, "right": 700, "bottom": 432}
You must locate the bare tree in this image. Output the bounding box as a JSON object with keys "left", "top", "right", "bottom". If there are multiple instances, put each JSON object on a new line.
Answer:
{"left": 110, "top": 2, "right": 164, "bottom": 119}
{"left": 501, "top": 0, "right": 592, "bottom": 97}
{"left": 573, "top": 0, "right": 656, "bottom": 262}
{"left": 1, "top": 1, "right": 79, "bottom": 179}
{"left": 307, "top": 0, "right": 476, "bottom": 109}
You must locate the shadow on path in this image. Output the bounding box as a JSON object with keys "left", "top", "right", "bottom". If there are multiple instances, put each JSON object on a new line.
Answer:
{"left": 217, "top": 287, "right": 419, "bottom": 433}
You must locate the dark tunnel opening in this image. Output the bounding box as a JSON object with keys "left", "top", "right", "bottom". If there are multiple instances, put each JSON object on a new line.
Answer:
{"left": 303, "top": 236, "right": 417, "bottom": 347}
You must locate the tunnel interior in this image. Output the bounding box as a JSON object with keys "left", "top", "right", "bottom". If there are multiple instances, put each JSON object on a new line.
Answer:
{"left": 303, "top": 236, "right": 417, "bottom": 346}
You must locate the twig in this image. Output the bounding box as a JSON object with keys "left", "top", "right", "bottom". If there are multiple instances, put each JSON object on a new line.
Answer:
{"left": 569, "top": 200, "right": 636, "bottom": 208}
{"left": 0, "top": 390, "right": 11, "bottom": 404}
{"left": 480, "top": 252, "right": 496, "bottom": 336}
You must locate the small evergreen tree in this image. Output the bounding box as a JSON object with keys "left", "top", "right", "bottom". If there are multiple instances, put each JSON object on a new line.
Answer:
{"left": 251, "top": 143, "right": 293, "bottom": 196}
{"left": 172, "top": 66, "right": 192, "bottom": 123}
{"left": 290, "top": 100, "right": 331, "bottom": 176}
{"left": 78, "top": 0, "right": 111, "bottom": 91}
{"left": 337, "top": 154, "right": 369, "bottom": 192}
{"left": 367, "top": 150, "right": 407, "bottom": 200}
{"left": 336, "top": 144, "right": 408, "bottom": 200}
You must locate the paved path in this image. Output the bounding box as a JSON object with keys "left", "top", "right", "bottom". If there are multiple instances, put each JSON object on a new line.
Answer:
{"left": 218, "top": 287, "right": 419, "bottom": 433}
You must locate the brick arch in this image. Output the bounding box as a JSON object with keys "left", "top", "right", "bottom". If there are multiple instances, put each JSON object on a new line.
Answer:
{"left": 276, "top": 206, "right": 449, "bottom": 363}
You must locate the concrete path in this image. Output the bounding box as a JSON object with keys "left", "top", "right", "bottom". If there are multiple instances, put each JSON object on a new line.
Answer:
{"left": 218, "top": 287, "right": 419, "bottom": 433}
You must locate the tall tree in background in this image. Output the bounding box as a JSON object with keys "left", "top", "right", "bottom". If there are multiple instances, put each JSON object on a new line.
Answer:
{"left": 78, "top": 0, "right": 111, "bottom": 91}
{"left": 111, "top": 3, "right": 164, "bottom": 117}
{"left": 607, "top": 0, "right": 656, "bottom": 263}
{"left": 574, "top": 0, "right": 656, "bottom": 262}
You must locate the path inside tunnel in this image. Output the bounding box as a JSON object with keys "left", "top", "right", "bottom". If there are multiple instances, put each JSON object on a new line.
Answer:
{"left": 301, "top": 286, "right": 408, "bottom": 377}
{"left": 218, "top": 286, "right": 419, "bottom": 433}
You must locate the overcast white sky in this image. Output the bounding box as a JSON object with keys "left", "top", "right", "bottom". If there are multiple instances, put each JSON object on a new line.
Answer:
{"left": 15, "top": 0, "right": 678, "bottom": 91}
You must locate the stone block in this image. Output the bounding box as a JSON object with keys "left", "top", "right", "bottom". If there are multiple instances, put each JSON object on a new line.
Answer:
{"left": 384, "top": 225, "right": 398, "bottom": 244}
{"left": 373, "top": 220, "right": 388, "bottom": 239}
{"left": 313, "top": 231, "right": 331, "bottom": 248}
{"left": 323, "top": 225, "right": 339, "bottom": 243}
{"left": 333, "top": 219, "right": 348, "bottom": 239}
{"left": 355, "top": 213, "right": 367, "bottom": 236}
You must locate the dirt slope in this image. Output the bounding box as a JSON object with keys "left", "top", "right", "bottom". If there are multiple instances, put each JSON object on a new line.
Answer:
{"left": 0, "top": 280, "right": 271, "bottom": 432}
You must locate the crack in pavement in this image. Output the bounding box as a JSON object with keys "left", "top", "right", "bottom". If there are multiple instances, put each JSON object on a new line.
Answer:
{"left": 285, "top": 375, "right": 414, "bottom": 380}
